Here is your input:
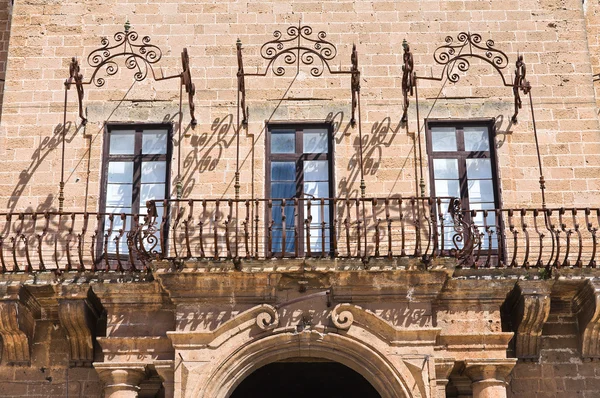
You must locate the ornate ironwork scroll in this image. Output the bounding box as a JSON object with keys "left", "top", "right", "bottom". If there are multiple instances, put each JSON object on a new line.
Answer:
{"left": 403, "top": 32, "right": 545, "bottom": 207}
{"left": 60, "top": 23, "right": 198, "bottom": 213}
{"left": 181, "top": 48, "right": 197, "bottom": 126}
{"left": 512, "top": 55, "right": 531, "bottom": 123}
{"left": 68, "top": 58, "right": 86, "bottom": 125}
{"left": 64, "top": 23, "right": 197, "bottom": 126}
{"left": 86, "top": 29, "right": 163, "bottom": 88}
{"left": 238, "top": 23, "right": 361, "bottom": 128}
{"left": 432, "top": 32, "right": 510, "bottom": 84}
{"left": 236, "top": 39, "right": 248, "bottom": 126}
{"left": 255, "top": 24, "right": 338, "bottom": 78}
{"left": 401, "top": 39, "right": 414, "bottom": 123}
{"left": 350, "top": 44, "right": 360, "bottom": 127}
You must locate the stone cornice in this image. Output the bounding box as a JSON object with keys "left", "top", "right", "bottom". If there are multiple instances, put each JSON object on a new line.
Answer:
{"left": 154, "top": 269, "right": 451, "bottom": 305}
{"left": 436, "top": 332, "right": 514, "bottom": 360}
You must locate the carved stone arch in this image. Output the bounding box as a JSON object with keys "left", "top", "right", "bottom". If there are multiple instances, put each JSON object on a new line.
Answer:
{"left": 193, "top": 330, "right": 414, "bottom": 398}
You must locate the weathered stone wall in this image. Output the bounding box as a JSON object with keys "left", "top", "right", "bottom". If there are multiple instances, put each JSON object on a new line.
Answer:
{"left": 0, "top": 0, "right": 11, "bottom": 118}
{"left": 0, "top": 0, "right": 598, "bottom": 212}
{"left": 507, "top": 298, "right": 600, "bottom": 398}
{"left": 0, "top": 319, "right": 102, "bottom": 398}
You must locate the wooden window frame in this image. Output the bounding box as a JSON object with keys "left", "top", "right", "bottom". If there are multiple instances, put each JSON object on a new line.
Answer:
{"left": 265, "top": 122, "right": 335, "bottom": 257}
{"left": 425, "top": 118, "right": 502, "bottom": 210}
{"left": 426, "top": 118, "right": 504, "bottom": 262}
{"left": 98, "top": 123, "right": 173, "bottom": 259}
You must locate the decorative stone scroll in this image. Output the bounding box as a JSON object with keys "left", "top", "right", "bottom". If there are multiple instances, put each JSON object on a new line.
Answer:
{"left": 503, "top": 281, "right": 551, "bottom": 360}
{"left": 58, "top": 287, "right": 103, "bottom": 367}
{"left": 330, "top": 303, "right": 440, "bottom": 346}
{"left": 573, "top": 279, "right": 600, "bottom": 359}
{"left": 0, "top": 287, "right": 39, "bottom": 365}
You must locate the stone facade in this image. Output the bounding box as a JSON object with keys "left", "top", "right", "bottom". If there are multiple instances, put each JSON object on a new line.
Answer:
{"left": 0, "top": 0, "right": 600, "bottom": 397}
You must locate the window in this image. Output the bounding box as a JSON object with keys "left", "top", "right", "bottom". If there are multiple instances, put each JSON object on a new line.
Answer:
{"left": 426, "top": 120, "right": 500, "bottom": 249}
{"left": 266, "top": 124, "right": 334, "bottom": 255}
{"left": 101, "top": 124, "right": 171, "bottom": 253}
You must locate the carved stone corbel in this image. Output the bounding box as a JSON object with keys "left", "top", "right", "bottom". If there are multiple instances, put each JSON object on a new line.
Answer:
{"left": 573, "top": 279, "right": 600, "bottom": 359}
{"left": 502, "top": 281, "right": 551, "bottom": 360}
{"left": 58, "top": 287, "right": 103, "bottom": 367}
{"left": 0, "top": 286, "right": 39, "bottom": 365}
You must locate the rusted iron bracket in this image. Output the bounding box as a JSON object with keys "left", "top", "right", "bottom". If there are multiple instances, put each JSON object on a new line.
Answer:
{"left": 236, "top": 23, "right": 361, "bottom": 128}
{"left": 64, "top": 23, "right": 197, "bottom": 126}
{"left": 236, "top": 23, "right": 365, "bottom": 197}
{"left": 402, "top": 32, "right": 546, "bottom": 207}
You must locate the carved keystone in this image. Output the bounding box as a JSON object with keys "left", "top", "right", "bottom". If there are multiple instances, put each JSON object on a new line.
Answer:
{"left": 502, "top": 281, "right": 551, "bottom": 361}
{"left": 0, "top": 286, "right": 39, "bottom": 365}
{"left": 58, "top": 287, "right": 103, "bottom": 367}
{"left": 573, "top": 279, "right": 600, "bottom": 360}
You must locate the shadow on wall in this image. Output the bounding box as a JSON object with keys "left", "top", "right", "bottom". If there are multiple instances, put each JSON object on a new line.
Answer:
{"left": 178, "top": 111, "right": 409, "bottom": 200}
{"left": 173, "top": 304, "right": 429, "bottom": 334}
{"left": 181, "top": 114, "right": 236, "bottom": 198}
{"left": 339, "top": 116, "right": 403, "bottom": 198}
{"left": 7, "top": 122, "right": 82, "bottom": 212}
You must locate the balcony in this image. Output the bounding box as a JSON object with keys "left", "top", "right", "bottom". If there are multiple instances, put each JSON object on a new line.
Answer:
{"left": 0, "top": 197, "right": 598, "bottom": 273}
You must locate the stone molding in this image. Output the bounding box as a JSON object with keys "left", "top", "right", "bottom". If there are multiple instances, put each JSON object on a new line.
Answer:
{"left": 57, "top": 287, "right": 103, "bottom": 367}
{"left": 573, "top": 279, "right": 600, "bottom": 359}
{"left": 168, "top": 304, "right": 279, "bottom": 348}
{"left": 94, "top": 362, "right": 149, "bottom": 396}
{"left": 463, "top": 359, "right": 518, "bottom": 383}
{"left": 97, "top": 337, "right": 174, "bottom": 361}
{"left": 434, "top": 357, "right": 455, "bottom": 385}
{"left": 194, "top": 329, "right": 416, "bottom": 398}
{"left": 436, "top": 332, "right": 514, "bottom": 357}
{"left": 330, "top": 303, "right": 441, "bottom": 346}
{"left": 503, "top": 281, "right": 551, "bottom": 360}
{"left": 0, "top": 286, "right": 39, "bottom": 365}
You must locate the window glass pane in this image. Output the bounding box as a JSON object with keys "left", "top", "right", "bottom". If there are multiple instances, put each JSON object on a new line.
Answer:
{"left": 304, "top": 181, "right": 329, "bottom": 198}
{"left": 271, "top": 182, "right": 296, "bottom": 198}
{"left": 142, "top": 129, "right": 168, "bottom": 154}
{"left": 466, "top": 158, "right": 492, "bottom": 179}
{"left": 106, "top": 183, "right": 132, "bottom": 207}
{"left": 105, "top": 206, "right": 131, "bottom": 215}
{"left": 470, "top": 202, "right": 495, "bottom": 210}
{"left": 433, "top": 159, "right": 458, "bottom": 179}
{"left": 140, "top": 183, "right": 166, "bottom": 204}
{"left": 464, "top": 127, "right": 490, "bottom": 151}
{"left": 109, "top": 130, "right": 135, "bottom": 154}
{"left": 142, "top": 161, "right": 167, "bottom": 183}
{"left": 431, "top": 127, "right": 457, "bottom": 151}
{"left": 271, "top": 162, "right": 295, "bottom": 181}
{"left": 305, "top": 200, "right": 330, "bottom": 223}
{"left": 271, "top": 203, "right": 296, "bottom": 225}
{"left": 271, "top": 131, "right": 295, "bottom": 153}
{"left": 434, "top": 179, "right": 459, "bottom": 197}
{"left": 304, "top": 160, "right": 328, "bottom": 181}
{"left": 468, "top": 180, "right": 495, "bottom": 202}
{"left": 104, "top": 214, "right": 132, "bottom": 254}
{"left": 108, "top": 162, "right": 133, "bottom": 183}
{"left": 303, "top": 129, "right": 328, "bottom": 153}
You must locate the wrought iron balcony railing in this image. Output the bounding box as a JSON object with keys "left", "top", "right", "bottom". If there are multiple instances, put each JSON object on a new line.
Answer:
{"left": 0, "top": 199, "right": 598, "bottom": 273}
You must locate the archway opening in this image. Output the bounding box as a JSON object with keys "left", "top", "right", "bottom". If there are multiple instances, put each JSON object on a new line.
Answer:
{"left": 230, "top": 360, "right": 381, "bottom": 398}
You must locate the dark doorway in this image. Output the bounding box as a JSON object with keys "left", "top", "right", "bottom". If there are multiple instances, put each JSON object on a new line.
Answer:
{"left": 230, "top": 361, "right": 381, "bottom": 398}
